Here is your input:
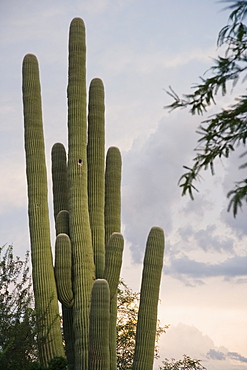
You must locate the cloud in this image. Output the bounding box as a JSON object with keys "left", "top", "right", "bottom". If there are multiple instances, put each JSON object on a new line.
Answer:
{"left": 122, "top": 113, "right": 200, "bottom": 262}
{"left": 178, "top": 224, "right": 235, "bottom": 253}
{"left": 207, "top": 349, "right": 226, "bottom": 360}
{"left": 207, "top": 349, "right": 247, "bottom": 363}
{"left": 156, "top": 323, "right": 247, "bottom": 370}
{"left": 121, "top": 111, "right": 246, "bottom": 275}
{"left": 167, "top": 254, "right": 247, "bottom": 281}
{"left": 228, "top": 352, "right": 247, "bottom": 363}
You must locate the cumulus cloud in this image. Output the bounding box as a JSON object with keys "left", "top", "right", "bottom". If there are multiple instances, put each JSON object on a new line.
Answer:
{"left": 122, "top": 113, "right": 200, "bottom": 262}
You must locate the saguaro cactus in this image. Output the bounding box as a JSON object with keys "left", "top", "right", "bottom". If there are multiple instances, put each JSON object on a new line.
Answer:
{"left": 22, "top": 54, "right": 65, "bottom": 365}
{"left": 22, "top": 16, "right": 165, "bottom": 370}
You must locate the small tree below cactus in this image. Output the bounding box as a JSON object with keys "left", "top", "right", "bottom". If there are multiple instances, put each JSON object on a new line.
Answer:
{"left": 0, "top": 244, "right": 38, "bottom": 369}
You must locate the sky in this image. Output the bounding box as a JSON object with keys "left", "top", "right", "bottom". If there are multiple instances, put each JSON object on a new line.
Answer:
{"left": 0, "top": 0, "right": 246, "bottom": 369}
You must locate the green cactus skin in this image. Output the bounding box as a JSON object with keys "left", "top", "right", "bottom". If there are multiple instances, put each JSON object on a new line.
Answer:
{"left": 103, "top": 232, "right": 124, "bottom": 369}
{"left": 132, "top": 227, "right": 165, "bottom": 370}
{"left": 22, "top": 54, "right": 65, "bottom": 365}
{"left": 103, "top": 232, "right": 124, "bottom": 299}
{"left": 104, "top": 147, "right": 122, "bottom": 246}
{"left": 54, "top": 233, "right": 74, "bottom": 308}
{"left": 87, "top": 78, "right": 105, "bottom": 279}
{"left": 55, "top": 211, "right": 75, "bottom": 370}
{"left": 67, "top": 18, "right": 95, "bottom": 370}
{"left": 104, "top": 147, "right": 122, "bottom": 370}
{"left": 51, "top": 145, "right": 75, "bottom": 370}
{"left": 22, "top": 18, "right": 165, "bottom": 370}
{"left": 51, "top": 143, "right": 68, "bottom": 220}
{"left": 63, "top": 307, "right": 75, "bottom": 370}
{"left": 56, "top": 210, "right": 70, "bottom": 236}
{"left": 88, "top": 279, "right": 110, "bottom": 370}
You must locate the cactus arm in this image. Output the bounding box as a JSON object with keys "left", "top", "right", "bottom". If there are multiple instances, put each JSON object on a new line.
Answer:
{"left": 104, "top": 146, "right": 122, "bottom": 245}
{"left": 88, "top": 279, "right": 110, "bottom": 370}
{"left": 87, "top": 78, "right": 105, "bottom": 278}
{"left": 56, "top": 210, "right": 70, "bottom": 236}
{"left": 103, "top": 232, "right": 124, "bottom": 368}
{"left": 54, "top": 233, "right": 74, "bottom": 308}
{"left": 22, "top": 53, "right": 64, "bottom": 365}
{"left": 104, "top": 146, "right": 122, "bottom": 370}
{"left": 103, "top": 232, "right": 124, "bottom": 299}
{"left": 51, "top": 143, "right": 75, "bottom": 370}
{"left": 51, "top": 142, "right": 68, "bottom": 220}
{"left": 132, "top": 227, "right": 165, "bottom": 370}
{"left": 67, "top": 18, "right": 95, "bottom": 370}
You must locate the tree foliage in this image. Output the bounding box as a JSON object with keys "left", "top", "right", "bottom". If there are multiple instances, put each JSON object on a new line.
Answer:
{"left": 166, "top": 0, "right": 247, "bottom": 216}
{"left": 0, "top": 245, "right": 68, "bottom": 370}
{"left": 0, "top": 244, "right": 38, "bottom": 369}
{"left": 159, "top": 355, "right": 206, "bottom": 370}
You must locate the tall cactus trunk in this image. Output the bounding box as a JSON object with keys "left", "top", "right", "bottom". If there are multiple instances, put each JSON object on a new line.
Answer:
{"left": 87, "top": 78, "right": 105, "bottom": 279}
{"left": 67, "top": 18, "right": 95, "bottom": 370}
{"left": 22, "top": 54, "right": 64, "bottom": 366}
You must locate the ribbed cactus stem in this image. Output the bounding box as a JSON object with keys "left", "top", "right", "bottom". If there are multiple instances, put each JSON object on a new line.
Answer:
{"left": 132, "top": 227, "right": 165, "bottom": 370}
{"left": 104, "top": 147, "right": 122, "bottom": 245}
{"left": 103, "top": 232, "right": 124, "bottom": 368}
{"left": 54, "top": 233, "right": 74, "bottom": 308}
{"left": 87, "top": 78, "right": 105, "bottom": 278}
{"left": 56, "top": 210, "right": 70, "bottom": 236}
{"left": 51, "top": 145, "right": 75, "bottom": 370}
{"left": 104, "top": 146, "right": 122, "bottom": 370}
{"left": 67, "top": 18, "right": 95, "bottom": 369}
{"left": 88, "top": 279, "right": 110, "bottom": 370}
{"left": 51, "top": 142, "right": 68, "bottom": 220}
{"left": 22, "top": 53, "right": 64, "bottom": 365}
{"left": 103, "top": 232, "right": 124, "bottom": 299}
{"left": 55, "top": 209, "right": 75, "bottom": 370}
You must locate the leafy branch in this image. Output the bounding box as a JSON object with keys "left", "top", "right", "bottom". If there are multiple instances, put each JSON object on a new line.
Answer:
{"left": 166, "top": 0, "right": 247, "bottom": 216}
